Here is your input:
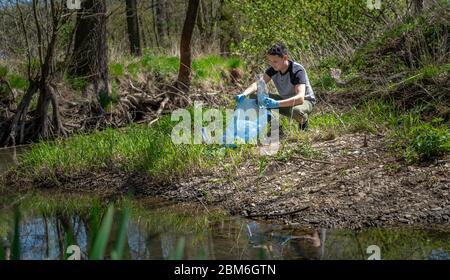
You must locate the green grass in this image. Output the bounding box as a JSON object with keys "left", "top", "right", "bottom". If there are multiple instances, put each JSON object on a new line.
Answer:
{"left": 109, "top": 63, "right": 125, "bottom": 78}
{"left": 308, "top": 98, "right": 449, "bottom": 163}
{"left": 309, "top": 99, "right": 398, "bottom": 135}
{"left": 405, "top": 122, "right": 449, "bottom": 163}
{"left": 141, "top": 55, "right": 180, "bottom": 76}
{"left": 310, "top": 69, "right": 337, "bottom": 91}
{"left": 138, "top": 53, "right": 243, "bottom": 82}
{"left": 7, "top": 73, "right": 28, "bottom": 90}
{"left": 11, "top": 208, "right": 21, "bottom": 260}
{"left": 90, "top": 205, "right": 115, "bottom": 260}
{"left": 0, "top": 65, "right": 7, "bottom": 78}
{"left": 126, "top": 62, "right": 140, "bottom": 77}
{"left": 2, "top": 193, "right": 223, "bottom": 234}
{"left": 17, "top": 110, "right": 256, "bottom": 181}
{"left": 192, "top": 55, "right": 230, "bottom": 82}
{"left": 226, "top": 57, "right": 243, "bottom": 69}
{"left": 387, "top": 63, "right": 450, "bottom": 91}
{"left": 110, "top": 49, "right": 244, "bottom": 84}
{"left": 67, "top": 77, "right": 86, "bottom": 92}
{"left": 391, "top": 115, "right": 450, "bottom": 163}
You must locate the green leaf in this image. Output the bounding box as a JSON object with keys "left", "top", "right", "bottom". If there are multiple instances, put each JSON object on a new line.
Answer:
{"left": 11, "top": 207, "right": 21, "bottom": 260}
{"left": 90, "top": 205, "right": 114, "bottom": 260}
{"left": 111, "top": 207, "right": 130, "bottom": 260}
{"left": 169, "top": 237, "right": 185, "bottom": 260}
{"left": 0, "top": 65, "right": 7, "bottom": 78}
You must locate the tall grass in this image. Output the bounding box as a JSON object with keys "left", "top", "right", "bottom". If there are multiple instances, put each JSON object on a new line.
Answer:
{"left": 308, "top": 98, "right": 449, "bottom": 162}
{"left": 309, "top": 98, "right": 398, "bottom": 135}
{"left": 17, "top": 106, "right": 261, "bottom": 181}
{"left": 19, "top": 116, "right": 210, "bottom": 179}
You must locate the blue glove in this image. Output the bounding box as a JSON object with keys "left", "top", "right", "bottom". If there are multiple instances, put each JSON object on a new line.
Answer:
{"left": 263, "top": 97, "right": 280, "bottom": 108}
{"left": 235, "top": 93, "right": 246, "bottom": 103}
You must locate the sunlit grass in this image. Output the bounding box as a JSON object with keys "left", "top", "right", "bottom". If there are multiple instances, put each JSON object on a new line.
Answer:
{"left": 19, "top": 124, "right": 203, "bottom": 179}
{"left": 17, "top": 109, "right": 260, "bottom": 181}
{"left": 110, "top": 52, "right": 243, "bottom": 84}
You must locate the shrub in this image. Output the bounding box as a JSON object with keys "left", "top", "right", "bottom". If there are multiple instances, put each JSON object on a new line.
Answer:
{"left": 404, "top": 122, "right": 449, "bottom": 163}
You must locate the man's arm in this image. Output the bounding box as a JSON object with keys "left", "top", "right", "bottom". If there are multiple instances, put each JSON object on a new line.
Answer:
{"left": 241, "top": 73, "right": 272, "bottom": 96}
{"left": 277, "top": 84, "right": 305, "bottom": 108}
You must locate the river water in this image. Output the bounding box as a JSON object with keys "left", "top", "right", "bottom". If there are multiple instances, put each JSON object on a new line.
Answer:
{"left": 1, "top": 147, "right": 449, "bottom": 260}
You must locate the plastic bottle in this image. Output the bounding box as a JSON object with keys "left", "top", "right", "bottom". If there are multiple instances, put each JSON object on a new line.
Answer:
{"left": 256, "top": 74, "right": 268, "bottom": 108}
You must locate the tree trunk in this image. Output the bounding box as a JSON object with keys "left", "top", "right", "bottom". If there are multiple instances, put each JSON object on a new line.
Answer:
{"left": 69, "top": 0, "right": 110, "bottom": 108}
{"left": 155, "top": 0, "right": 167, "bottom": 47}
{"left": 163, "top": 0, "right": 171, "bottom": 41}
{"left": 151, "top": 0, "right": 160, "bottom": 48}
{"left": 125, "top": 0, "right": 141, "bottom": 56}
{"left": 176, "top": 0, "right": 200, "bottom": 93}
{"left": 138, "top": 6, "right": 148, "bottom": 49}
{"left": 411, "top": 0, "right": 424, "bottom": 14}
{"left": 196, "top": 0, "right": 207, "bottom": 50}
{"left": 218, "top": 0, "right": 229, "bottom": 55}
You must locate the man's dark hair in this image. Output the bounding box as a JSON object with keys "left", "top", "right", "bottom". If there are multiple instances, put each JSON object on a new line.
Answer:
{"left": 267, "top": 43, "right": 288, "bottom": 57}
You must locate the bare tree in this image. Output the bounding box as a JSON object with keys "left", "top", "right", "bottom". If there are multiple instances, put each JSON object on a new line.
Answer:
{"left": 151, "top": 0, "right": 160, "bottom": 48}
{"left": 176, "top": 0, "right": 200, "bottom": 93}
{"left": 0, "top": 0, "right": 71, "bottom": 146}
{"left": 125, "top": 0, "right": 141, "bottom": 56}
{"left": 68, "top": 0, "right": 110, "bottom": 110}
{"left": 154, "top": 0, "right": 168, "bottom": 48}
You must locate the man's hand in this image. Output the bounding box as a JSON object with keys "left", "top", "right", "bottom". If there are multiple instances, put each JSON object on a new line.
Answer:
{"left": 263, "top": 97, "right": 280, "bottom": 109}
{"left": 235, "top": 93, "right": 246, "bottom": 103}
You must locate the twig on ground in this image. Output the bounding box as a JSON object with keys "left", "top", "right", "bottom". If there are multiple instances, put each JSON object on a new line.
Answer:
{"left": 246, "top": 205, "right": 310, "bottom": 218}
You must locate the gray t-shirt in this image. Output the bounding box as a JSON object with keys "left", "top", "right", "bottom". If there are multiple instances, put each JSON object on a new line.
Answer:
{"left": 265, "top": 60, "right": 316, "bottom": 105}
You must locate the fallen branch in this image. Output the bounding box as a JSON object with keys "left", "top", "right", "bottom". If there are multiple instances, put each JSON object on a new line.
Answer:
{"left": 246, "top": 205, "right": 310, "bottom": 218}
{"left": 147, "top": 117, "right": 160, "bottom": 126}
{"left": 129, "top": 81, "right": 147, "bottom": 95}
{"left": 148, "top": 96, "right": 170, "bottom": 127}
{"left": 290, "top": 156, "right": 333, "bottom": 165}
{"left": 274, "top": 156, "right": 333, "bottom": 165}
{"left": 196, "top": 196, "right": 211, "bottom": 214}
{"left": 166, "top": 84, "right": 193, "bottom": 105}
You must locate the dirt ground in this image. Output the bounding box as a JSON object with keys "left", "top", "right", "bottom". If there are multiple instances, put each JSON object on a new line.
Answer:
{"left": 5, "top": 132, "right": 449, "bottom": 229}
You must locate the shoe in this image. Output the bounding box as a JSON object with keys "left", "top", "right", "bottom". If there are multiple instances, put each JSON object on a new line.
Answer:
{"left": 299, "top": 120, "right": 309, "bottom": 131}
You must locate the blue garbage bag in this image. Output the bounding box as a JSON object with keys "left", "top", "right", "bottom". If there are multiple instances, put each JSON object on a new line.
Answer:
{"left": 222, "top": 99, "right": 270, "bottom": 147}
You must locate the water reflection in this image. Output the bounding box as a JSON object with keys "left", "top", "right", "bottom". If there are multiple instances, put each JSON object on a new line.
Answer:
{"left": 1, "top": 209, "right": 449, "bottom": 260}
{"left": 245, "top": 221, "right": 326, "bottom": 259}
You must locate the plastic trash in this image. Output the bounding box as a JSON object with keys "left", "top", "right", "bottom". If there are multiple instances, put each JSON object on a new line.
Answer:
{"left": 256, "top": 74, "right": 268, "bottom": 108}
{"left": 222, "top": 98, "right": 270, "bottom": 147}
{"left": 221, "top": 75, "right": 271, "bottom": 147}
{"left": 201, "top": 75, "right": 271, "bottom": 147}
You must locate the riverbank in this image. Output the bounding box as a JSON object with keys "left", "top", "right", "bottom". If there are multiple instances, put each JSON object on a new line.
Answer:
{"left": 3, "top": 129, "right": 448, "bottom": 229}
